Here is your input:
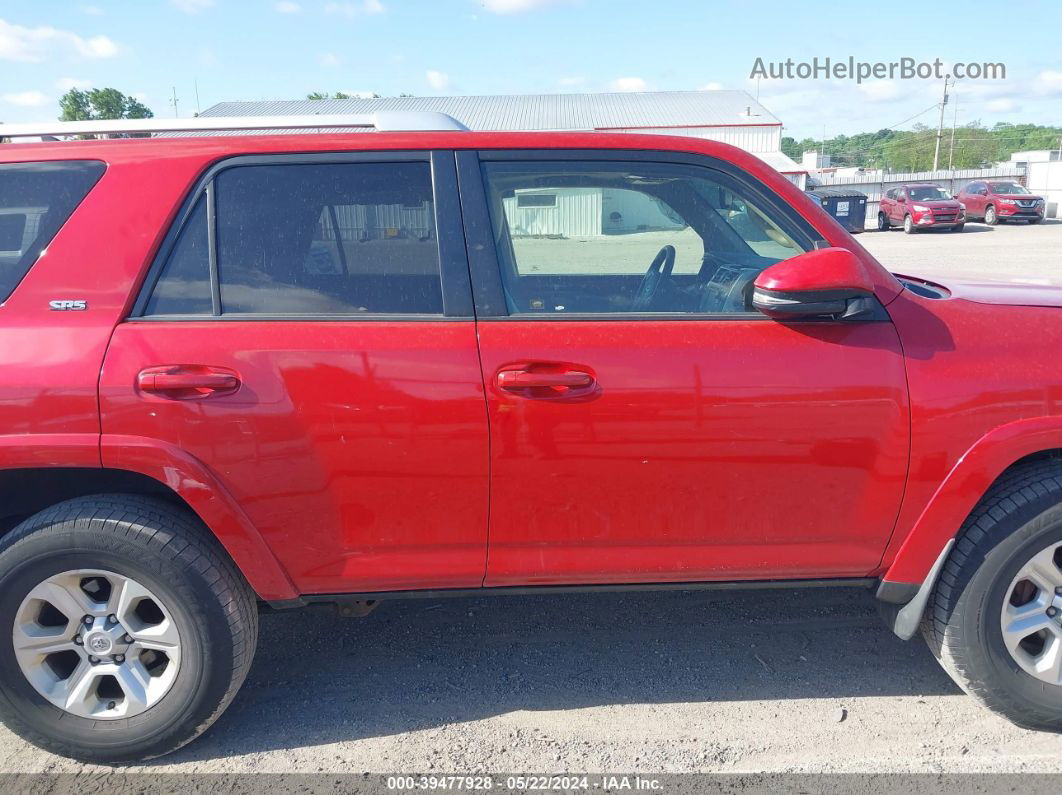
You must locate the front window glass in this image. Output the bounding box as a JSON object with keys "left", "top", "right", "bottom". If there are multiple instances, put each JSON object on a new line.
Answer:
{"left": 988, "top": 182, "right": 1030, "bottom": 195}
{"left": 907, "top": 186, "right": 951, "bottom": 201}
{"left": 481, "top": 161, "right": 811, "bottom": 315}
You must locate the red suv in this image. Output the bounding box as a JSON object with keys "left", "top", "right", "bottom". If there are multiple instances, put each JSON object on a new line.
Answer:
{"left": 3, "top": 114, "right": 1062, "bottom": 763}
{"left": 877, "top": 183, "right": 966, "bottom": 233}
{"left": 957, "top": 179, "right": 1046, "bottom": 225}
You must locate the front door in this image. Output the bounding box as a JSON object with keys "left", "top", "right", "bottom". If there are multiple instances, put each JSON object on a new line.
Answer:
{"left": 101, "top": 152, "right": 489, "bottom": 594}
{"left": 461, "top": 152, "right": 910, "bottom": 586}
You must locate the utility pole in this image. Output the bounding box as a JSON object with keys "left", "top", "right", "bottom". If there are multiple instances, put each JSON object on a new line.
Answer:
{"left": 932, "top": 76, "right": 949, "bottom": 173}
{"left": 948, "top": 88, "right": 959, "bottom": 171}
{"left": 193, "top": 80, "right": 201, "bottom": 116}
{"left": 169, "top": 86, "right": 179, "bottom": 118}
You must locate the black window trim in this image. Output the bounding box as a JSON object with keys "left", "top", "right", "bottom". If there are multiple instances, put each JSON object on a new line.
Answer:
{"left": 130, "top": 150, "right": 474, "bottom": 321}
{"left": 456, "top": 148, "right": 870, "bottom": 323}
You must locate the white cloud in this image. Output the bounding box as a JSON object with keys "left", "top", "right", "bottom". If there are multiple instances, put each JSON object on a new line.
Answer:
{"left": 324, "top": 0, "right": 384, "bottom": 16}
{"left": 0, "top": 19, "right": 118, "bottom": 62}
{"left": 986, "top": 97, "right": 1020, "bottom": 113}
{"left": 699, "top": 81, "right": 723, "bottom": 91}
{"left": 56, "top": 77, "right": 92, "bottom": 91}
{"left": 610, "top": 76, "right": 648, "bottom": 92}
{"left": 171, "top": 0, "right": 214, "bottom": 12}
{"left": 426, "top": 70, "right": 450, "bottom": 91}
{"left": 558, "top": 75, "right": 585, "bottom": 87}
{"left": 1033, "top": 69, "right": 1062, "bottom": 97}
{"left": 857, "top": 80, "right": 902, "bottom": 103}
{"left": 481, "top": 0, "right": 570, "bottom": 12}
{"left": 274, "top": 1, "right": 301, "bottom": 12}
{"left": 3, "top": 90, "right": 50, "bottom": 107}
{"left": 318, "top": 52, "right": 342, "bottom": 67}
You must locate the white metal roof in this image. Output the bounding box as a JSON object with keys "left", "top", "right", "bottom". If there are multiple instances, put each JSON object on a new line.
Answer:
{"left": 753, "top": 150, "right": 805, "bottom": 174}
{"left": 199, "top": 90, "right": 781, "bottom": 132}
{"left": 0, "top": 111, "right": 467, "bottom": 140}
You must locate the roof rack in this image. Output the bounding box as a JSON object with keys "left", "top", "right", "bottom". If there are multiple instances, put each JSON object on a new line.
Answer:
{"left": 0, "top": 111, "right": 469, "bottom": 139}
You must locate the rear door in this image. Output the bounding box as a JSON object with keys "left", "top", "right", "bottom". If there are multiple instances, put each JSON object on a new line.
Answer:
{"left": 460, "top": 150, "right": 909, "bottom": 586}
{"left": 101, "top": 151, "right": 490, "bottom": 594}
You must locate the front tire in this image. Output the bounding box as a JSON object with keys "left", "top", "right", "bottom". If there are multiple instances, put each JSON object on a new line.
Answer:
{"left": 0, "top": 495, "right": 258, "bottom": 763}
{"left": 985, "top": 205, "right": 998, "bottom": 225}
{"left": 903, "top": 214, "right": 917, "bottom": 234}
{"left": 923, "top": 459, "right": 1062, "bottom": 732}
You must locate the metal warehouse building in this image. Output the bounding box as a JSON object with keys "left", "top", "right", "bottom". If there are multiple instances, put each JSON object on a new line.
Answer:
{"left": 201, "top": 90, "right": 803, "bottom": 179}
{"left": 198, "top": 91, "right": 805, "bottom": 240}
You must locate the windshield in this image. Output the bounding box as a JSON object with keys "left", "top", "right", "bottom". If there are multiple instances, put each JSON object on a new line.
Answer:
{"left": 988, "top": 182, "right": 1030, "bottom": 195}
{"left": 907, "top": 186, "right": 951, "bottom": 201}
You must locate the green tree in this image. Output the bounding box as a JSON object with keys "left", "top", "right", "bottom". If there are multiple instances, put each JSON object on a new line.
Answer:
{"left": 58, "top": 89, "right": 93, "bottom": 121}
{"left": 58, "top": 87, "right": 154, "bottom": 121}
{"left": 306, "top": 91, "right": 381, "bottom": 100}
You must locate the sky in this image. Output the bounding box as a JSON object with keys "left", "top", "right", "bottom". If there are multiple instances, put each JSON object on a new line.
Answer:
{"left": 1, "top": 0, "right": 1061, "bottom": 142}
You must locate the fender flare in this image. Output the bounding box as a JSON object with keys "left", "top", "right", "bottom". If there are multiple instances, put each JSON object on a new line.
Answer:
{"left": 101, "top": 434, "right": 298, "bottom": 601}
{"left": 879, "top": 416, "right": 1062, "bottom": 637}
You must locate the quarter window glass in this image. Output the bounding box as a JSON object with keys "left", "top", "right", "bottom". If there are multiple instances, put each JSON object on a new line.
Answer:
{"left": 143, "top": 197, "right": 211, "bottom": 315}
{"left": 481, "top": 162, "right": 810, "bottom": 315}
{"left": 0, "top": 160, "right": 105, "bottom": 303}
{"left": 215, "top": 162, "right": 442, "bottom": 314}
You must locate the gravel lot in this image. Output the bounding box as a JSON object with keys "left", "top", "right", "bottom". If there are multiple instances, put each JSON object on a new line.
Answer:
{"left": 4, "top": 218, "right": 1062, "bottom": 781}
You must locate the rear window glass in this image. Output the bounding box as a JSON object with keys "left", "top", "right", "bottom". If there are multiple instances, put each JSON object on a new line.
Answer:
{"left": 0, "top": 160, "right": 106, "bottom": 303}
{"left": 214, "top": 162, "right": 442, "bottom": 315}
{"left": 142, "top": 197, "right": 212, "bottom": 316}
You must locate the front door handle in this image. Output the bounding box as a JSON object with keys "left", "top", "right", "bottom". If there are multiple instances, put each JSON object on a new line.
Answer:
{"left": 496, "top": 366, "right": 596, "bottom": 398}
{"left": 137, "top": 366, "right": 241, "bottom": 399}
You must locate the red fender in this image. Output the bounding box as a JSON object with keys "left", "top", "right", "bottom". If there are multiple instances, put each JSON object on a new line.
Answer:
{"left": 101, "top": 434, "right": 298, "bottom": 601}
{"left": 883, "top": 416, "right": 1062, "bottom": 586}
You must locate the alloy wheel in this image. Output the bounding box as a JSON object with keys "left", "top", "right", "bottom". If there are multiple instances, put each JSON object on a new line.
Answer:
{"left": 12, "top": 569, "right": 181, "bottom": 720}
{"left": 1000, "top": 542, "right": 1062, "bottom": 685}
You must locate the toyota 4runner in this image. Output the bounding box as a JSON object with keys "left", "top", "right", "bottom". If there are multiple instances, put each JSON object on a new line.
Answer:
{"left": 2, "top": 113, "right": 1062, "bottom": 762}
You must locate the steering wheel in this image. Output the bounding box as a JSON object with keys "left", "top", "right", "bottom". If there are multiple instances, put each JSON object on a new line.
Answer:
{"left": 631, "top": 245, "right": 676, "bottom": 311}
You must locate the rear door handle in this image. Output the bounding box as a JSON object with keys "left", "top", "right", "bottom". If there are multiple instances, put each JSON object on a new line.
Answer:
{"left": 137, "top": 366, "right": 240, "bottom": 399}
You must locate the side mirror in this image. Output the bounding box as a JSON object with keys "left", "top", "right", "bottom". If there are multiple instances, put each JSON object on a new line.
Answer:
{"left": 752, "top": 248, "right": 876, "bottom": 321}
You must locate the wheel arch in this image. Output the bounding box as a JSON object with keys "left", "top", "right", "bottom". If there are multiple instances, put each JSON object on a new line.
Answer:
{"left": 878, "top": 416, "right": 1062, "bottom": 636}
{"left": 0, "top": 437, "right": 297, "bottom": 602}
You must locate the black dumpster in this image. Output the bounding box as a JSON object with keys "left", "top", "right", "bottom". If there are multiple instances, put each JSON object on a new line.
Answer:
{"left": 806, "top": 187, "right": 867, "bottom": 234}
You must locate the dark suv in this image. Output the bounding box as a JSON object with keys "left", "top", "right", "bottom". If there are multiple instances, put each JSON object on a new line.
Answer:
{"left": 2, "top": 114, "right": 1062, "bottom": 763}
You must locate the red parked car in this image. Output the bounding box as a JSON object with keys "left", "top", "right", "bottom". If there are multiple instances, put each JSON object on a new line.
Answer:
{"left": 877, "top": 183, "right": 966, "bottom": 233}
{"left": 2, "top": 114, "right": 1062, "bottom": 763}
{"left": 957, "top": 179, "right": 1046, "bottom": 225}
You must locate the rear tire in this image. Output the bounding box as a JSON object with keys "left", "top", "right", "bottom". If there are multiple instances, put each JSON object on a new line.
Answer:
{"left": 922, "top": 459, "right": 1062, "bottom": 732}
{"left": 877, "top": 212, "right": 890, "bottom": 231}
{"left": 0, "top": 495, "right": 258, "bottom": 763}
